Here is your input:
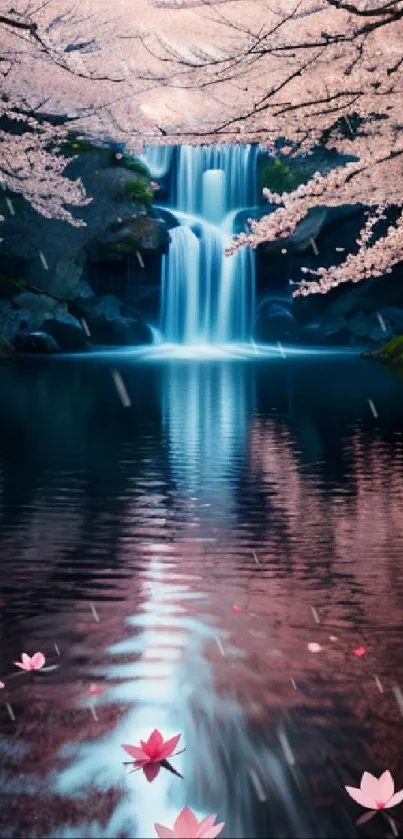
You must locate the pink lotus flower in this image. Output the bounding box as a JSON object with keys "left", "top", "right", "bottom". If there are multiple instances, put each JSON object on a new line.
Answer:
{"left": 122, "top": 729, "right": 182, "bottom": 783}
{"left": 346, "top": 771, "right": 403, "bottom": 811}
{"left": 155, "top": 807, "right": 224, "bottom": 838}
{"left": 14, "top": 652, "right": 45, "bottom": 671}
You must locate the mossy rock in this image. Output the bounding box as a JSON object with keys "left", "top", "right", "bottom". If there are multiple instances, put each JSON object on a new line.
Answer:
{"left": 60, "top": 133, "right": 104, "bottom": 156}
{"left": 117, "top": 178, "right": 154, "bottom": 207}
{"left": 113, "top": 154, "right": 150, "bottom": 178}
{"left": 0, "top": 334, "right": 16, "bottom": 360}
{"left": 259, "top": 156, "right": 306, "bottom": 195}
{"left": 0, "top": 275, "right": 26, "bottom": 299}
{"left": 105, "top": 237, "right": 140, "bottom": 256}
{"left": 362, "top": 335, "right": 403, "bottom": 367}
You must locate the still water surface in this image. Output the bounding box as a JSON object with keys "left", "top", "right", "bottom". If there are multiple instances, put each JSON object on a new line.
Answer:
{"left": 1, "top": 353, "right": 403, "bottom": 838}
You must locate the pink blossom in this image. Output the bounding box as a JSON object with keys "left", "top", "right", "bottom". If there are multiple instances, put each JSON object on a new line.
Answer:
{"left": 154, "top": 807, "right": 225, "bottom": 838}
{"left": 14, "top": 652, "right": 45, "bottom": 671}
{"left": 307, "top": 642, "right": 322, "bottom": 653}
{"left": 84, "top": 684, "right": 106, "bottom": 697}
{"left": 346, "top": 771, "right": 403, "bottom": 811}
{"left": 122, "top": 729, "right": 181, "bottom": 783}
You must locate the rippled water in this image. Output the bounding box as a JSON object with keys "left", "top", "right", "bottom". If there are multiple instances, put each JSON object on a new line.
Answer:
{"left": 1, "top": 353, "right": 403, "bottom": 839}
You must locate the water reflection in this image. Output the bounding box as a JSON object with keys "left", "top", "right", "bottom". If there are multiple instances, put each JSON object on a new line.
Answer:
{"left": 1, "top": 356, "right": 403, "bottom": 838}
{"left": 161, "top": 362, "right": 255, "bottom": 504}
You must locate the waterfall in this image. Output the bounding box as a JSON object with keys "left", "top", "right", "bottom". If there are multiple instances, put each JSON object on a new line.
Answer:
{"left": 175, "top": 144, "right": 258, "bottom": 214}
{"left": 143, "top": 145, "right": 174, "bottom": 179}
{"left": 158, "top": 144, "right": 258, "bottom": 345}
{"left": 161, "top": 226, "right": 201, "bottom": 344}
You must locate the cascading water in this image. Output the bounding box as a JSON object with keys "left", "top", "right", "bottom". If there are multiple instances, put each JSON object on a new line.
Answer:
{"left": 142, "top": 145, "right": 174, "bottom": 179}
{"left": 145, "top": 143, "right": 258, "bottom": 345}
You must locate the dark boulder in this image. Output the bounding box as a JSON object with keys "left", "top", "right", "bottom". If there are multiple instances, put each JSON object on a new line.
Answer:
{"left": 79, "top": 294, "right": 153, "bottom": 346}
{"left": 298, "top": 324, "right": 326, "bottom": 346}
{"left": 255, "top": 302, "right": 299, "bottom": 343}
{"left": 319, "top": 314, "right": 351, "bottom": 346}
{"left": 43, "top": 312, "right": 88, "bottom": 351}
{"left": 14, "top": 331, "right": 60, "bottom": 354}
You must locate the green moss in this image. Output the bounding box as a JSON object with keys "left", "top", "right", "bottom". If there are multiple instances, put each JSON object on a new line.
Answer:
{"left": 259, "top": 156, "right": 305, "bottom": 195}
{"left": 118, "top": 179, "right": 154, "bottom": 206}
{"left": 106, "top": 237, "right": 140, "bottom": 256}
{"left": 373, "top": 335, "right": 403, "bottom": 366}
{"left": 60, "top": 133, "right": 101, "bottom": 156}
{"left": 0, "top": 274, "right": 26, "bottom": 298}
{"left": 0, "top": 335, "right": 16, "bottom": 359}
{"left": 115, "top": 155, "right": 150, "bottom": 178}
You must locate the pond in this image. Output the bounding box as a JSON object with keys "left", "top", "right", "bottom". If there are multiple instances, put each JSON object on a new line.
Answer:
{"left": 1, "top": 351, "right": 403, "bottom": 838}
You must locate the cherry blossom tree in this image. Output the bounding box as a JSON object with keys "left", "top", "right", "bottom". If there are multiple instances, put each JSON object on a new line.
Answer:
{"left": 2, "top": 0, "right": 403, "bottom": 294}
{"left": 0, "top": 2, "right": 157, "bottom": 226}
{"left": 141, "top": 0, "right": 403, "bottom": 296}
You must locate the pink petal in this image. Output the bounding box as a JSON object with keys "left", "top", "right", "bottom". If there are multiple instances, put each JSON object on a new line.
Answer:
{"left": 143, "top": 761, "right": 161, "bottom": 783}
{"left": 354, "top": 647, "right": 367, "bottom": 657}
{"left": 0, "top": 682, "right": 4, "bottom": 689}
{"left": 144, "top": 729, "right": 164, "bottom": 758}
{"left": 14, "top": 661, "right": 27, "bottom": 670}
{"left": 122, "top": 744, "right": 147, "bottom": 760}
{"left": 154, "top": 825, "right": 175, "bottom": 839}
{"left": 356, "top": 811, "right": 377, "bottom": 826}
{"left": 86, "top": 684, "right": 105, "bottom": 697}
{"left": 195, "top": 816, "right": 225, "bottom": 838}
{"left": 345, "top": 784, "right": 377, "bottom": 809}
{"left": 379, "top": 771, "right": 394, "bottom": 802}
{"left": 22, "top": 653, "right": 31, "bottom": 668}
{"left": 127, "top": 762, "right": 147, "bottom": 774}
{"left": 160, "top": 734, "right": 181, "bottom": 759}
{"left": 31, "top": 652, "right": 45, "bottom": 670}
{"left": 195, "top": 816, "right": 217, "bottom": 837}
{"left": 361, "top": 772, "right": 382, "bottom": 803}
{"left": 174, "top": 807, "right": 199, "bottom": 837}
{"left": 201, "top": 824, "right": 225, "bottom": 839}
{"left": 386, "top": 789, "right": 403, "bottom": 808}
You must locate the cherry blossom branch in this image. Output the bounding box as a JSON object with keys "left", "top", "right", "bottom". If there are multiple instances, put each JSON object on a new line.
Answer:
{"left": 293, "top": 212, "right": 403, "bottom": 296}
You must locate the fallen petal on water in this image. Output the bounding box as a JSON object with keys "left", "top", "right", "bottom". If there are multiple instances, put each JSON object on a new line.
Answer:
{"left": 308, "top": 642, "right": 322, "bottom": 653}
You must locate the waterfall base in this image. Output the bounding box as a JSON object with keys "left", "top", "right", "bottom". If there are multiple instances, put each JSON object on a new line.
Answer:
{"left": 62, "top": 343, "right": 361, "bottom": 362}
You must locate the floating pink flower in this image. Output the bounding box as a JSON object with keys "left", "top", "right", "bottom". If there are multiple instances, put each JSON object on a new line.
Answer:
{"left": 122, "top": 729, "right": 182, "bottom": 783}
{"left": 14, "top": 652, "right": 45, "bottom": 671}
{"left": 85, "top": 683, "right": 106, "bottom": 697}
{"left": 308, "top": 642, "right": 322, "bottom": 653}
{"left": 155, "top": 807, "right": 224, "bottom": 838}
{"left": 346, "top": 771, "right": 403, "bottom": 811}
